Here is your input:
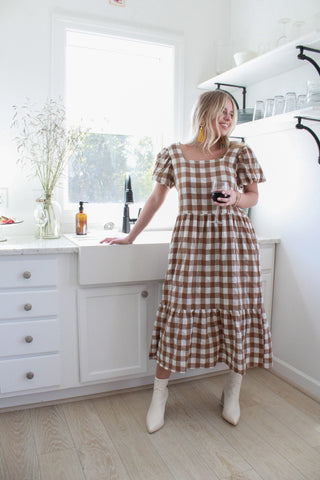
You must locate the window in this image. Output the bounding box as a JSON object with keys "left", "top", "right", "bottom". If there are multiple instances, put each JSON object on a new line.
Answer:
{"left": 53, "top": 17, "right": 182, "bottom": 230}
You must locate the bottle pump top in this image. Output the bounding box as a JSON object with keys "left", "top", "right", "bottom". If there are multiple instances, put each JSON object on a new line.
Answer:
{"left": 79, "top": 201, "right": 88, "bottom": 212}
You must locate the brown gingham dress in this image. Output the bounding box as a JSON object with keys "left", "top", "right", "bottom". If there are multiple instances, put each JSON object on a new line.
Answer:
{"left": 149, "top": 142, "right": 272, "bottom": 375}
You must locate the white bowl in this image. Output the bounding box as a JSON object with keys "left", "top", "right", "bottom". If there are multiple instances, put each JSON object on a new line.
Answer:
{"left": 233, "top": 50, "right": 257, "bottom": 66}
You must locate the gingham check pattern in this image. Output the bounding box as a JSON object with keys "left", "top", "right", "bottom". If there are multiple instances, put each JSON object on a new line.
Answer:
{"left": 149, "top": 143, "right": 272, "bottom": 374}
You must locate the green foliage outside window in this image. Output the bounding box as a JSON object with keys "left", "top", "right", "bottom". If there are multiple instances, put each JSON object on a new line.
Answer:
{"left": 68, "top": 133, "right": 154, "bottom": 203}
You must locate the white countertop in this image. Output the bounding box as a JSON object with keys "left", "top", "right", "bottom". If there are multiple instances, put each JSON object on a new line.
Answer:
{"left": 0, "top": 235, "right": 78, "bottom": 256}
{"left": 0, "top": 232, "right": 280, "bottom": 256}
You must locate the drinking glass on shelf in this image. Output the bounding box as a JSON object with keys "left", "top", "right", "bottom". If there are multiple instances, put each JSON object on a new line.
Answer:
{"left": 306, "top": 81, "right": 320, "bottom": 106}
{"left": 284, "top": 92, "right": 297, "bottom": 112}
{"left": 272, "top": 95, "right": 285, "bottom": 115}
{"left": 297, "top": 94, "right": 307, "bottom": 109}
{"left": 253, "top": 100, "right": 265, "bottom": 120}
{"left": 264, "top": 98, "right": 274, "bottom": 118}
{"left": 211, "top": 181, "right": 230, "bottom": 203}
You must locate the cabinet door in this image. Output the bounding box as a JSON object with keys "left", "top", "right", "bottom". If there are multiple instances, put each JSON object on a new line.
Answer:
{"left": 261, "top": 271, "right": 273, "bottom": 327}
{"left": 259, "top": 243, "right": 276, "bottom": 328}
{"left": 78, "top": 284, "right": 148, "bottom": 383}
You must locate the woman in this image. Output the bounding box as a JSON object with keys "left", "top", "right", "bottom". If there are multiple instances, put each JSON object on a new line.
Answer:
{"left": 101, "top": 90, "right": 272, "bottom": 433}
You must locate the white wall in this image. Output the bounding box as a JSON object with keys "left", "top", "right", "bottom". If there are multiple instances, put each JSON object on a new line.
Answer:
{"left": 230, "top": 0, "right": 320, "bottom": 399}
{"left": 0, "top": 0, "right": 231, "bottom": 234}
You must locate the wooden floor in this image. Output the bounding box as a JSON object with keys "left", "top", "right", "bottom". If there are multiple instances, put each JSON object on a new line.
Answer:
{"left": 0, "top": 369, "right": 319, "bottom": 480}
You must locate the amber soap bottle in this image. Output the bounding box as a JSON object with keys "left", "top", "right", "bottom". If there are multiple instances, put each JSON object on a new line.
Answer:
{"left": 76, "top": 201, "right": 88, "bottom": 235}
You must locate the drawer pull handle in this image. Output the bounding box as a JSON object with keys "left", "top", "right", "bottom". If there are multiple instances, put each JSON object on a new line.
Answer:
{"left": 141, "top": 290, "right": 148, "bottom": 298}
{"left": 24, "top": 303, "right": 32, "bottom": 311}
{"left": 23, "top": 271, "right": 31, "bottom": 279}
{"left": 25, "top": 335, "right": 34, "bottom": 343}
{"left": 26, "top": 371, "right": 34, "bottom": 380}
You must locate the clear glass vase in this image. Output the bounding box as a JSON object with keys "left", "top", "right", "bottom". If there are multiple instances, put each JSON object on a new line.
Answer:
{"left": 40, "top": 194, "right": 61, "bottom": 239}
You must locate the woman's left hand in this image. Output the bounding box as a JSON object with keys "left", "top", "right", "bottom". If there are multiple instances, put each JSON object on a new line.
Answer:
{"left": 213, "top": 189, "right": 237, "bottom": 206}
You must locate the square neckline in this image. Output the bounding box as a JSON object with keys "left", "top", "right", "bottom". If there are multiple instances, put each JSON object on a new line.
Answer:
{"left": 177, "top": 142, "right": 227, "bottom": 162}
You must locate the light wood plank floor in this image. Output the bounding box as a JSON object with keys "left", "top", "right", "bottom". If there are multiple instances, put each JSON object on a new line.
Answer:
{"left": 0, "top": 369, "right": 319, "bottom": 480}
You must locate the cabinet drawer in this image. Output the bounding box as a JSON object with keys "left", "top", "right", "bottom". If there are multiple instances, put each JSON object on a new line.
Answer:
{"left": 0, "top": 290, "right": 58, "bottom": 319}
{"left": 0, "top": 256, "right": 58, "bottom": 288}
{"left": 0, "top": 354, "right": 61, "bottom": 394}
{"left": 0, "top": 319, "right": 59, "bottom": 357}
{"left": 259, "top": 245, "right": 275, "bottom": 271}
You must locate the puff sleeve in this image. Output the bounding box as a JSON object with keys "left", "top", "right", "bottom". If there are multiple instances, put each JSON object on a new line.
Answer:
{"left": 236, "top": 145, "right": 266, "bottom": 188}
{"left": 152, "top": 147, "right": 175, "bottom": 188}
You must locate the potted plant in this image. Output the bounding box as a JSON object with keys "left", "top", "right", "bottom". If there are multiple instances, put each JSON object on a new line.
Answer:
{"left": 12, "top": 98, "right": 86, "bottom": 238}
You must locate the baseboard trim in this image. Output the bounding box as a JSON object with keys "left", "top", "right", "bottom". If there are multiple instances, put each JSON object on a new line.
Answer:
{"left": 272, "top": 356, "right": 320, "bottom": 402}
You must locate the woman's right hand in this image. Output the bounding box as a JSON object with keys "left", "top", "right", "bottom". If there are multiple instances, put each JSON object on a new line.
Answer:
{"left": 100, "top": 235, "right": 133, "bottom": 245}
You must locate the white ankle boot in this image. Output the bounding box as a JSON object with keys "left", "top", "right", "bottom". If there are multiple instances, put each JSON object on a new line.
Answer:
{"left": 221, "top": 371, "right": 243, "bottom": 426}
{"left": 146, "top": 377, "right": 169, "bottom": 433}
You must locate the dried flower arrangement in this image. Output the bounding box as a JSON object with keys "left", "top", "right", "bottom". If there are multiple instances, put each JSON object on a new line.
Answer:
{"left": 12, "top": 98, "right": 86, "bottom": 196}
{"left": 12, "top": 98, "right": 87, "bottom": 238}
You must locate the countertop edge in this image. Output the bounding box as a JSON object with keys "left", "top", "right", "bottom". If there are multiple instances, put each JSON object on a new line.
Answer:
{"left": 0, "top": 235, "right": 280, "bottom": 256}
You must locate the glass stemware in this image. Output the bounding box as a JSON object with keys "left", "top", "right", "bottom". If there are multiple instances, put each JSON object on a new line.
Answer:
{"left": 211, "top": 181, "right": 230, "bottom": 203}
{"left": 276, "top": 18, "right": 291, "bottom": 47}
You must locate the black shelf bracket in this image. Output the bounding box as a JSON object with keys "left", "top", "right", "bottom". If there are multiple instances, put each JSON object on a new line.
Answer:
{"left": 230, "top": 135, "right": 246, "bottom": 143}
{"left": 215, "top": 82, "right": 247, "bottom": 109}
{"left": 295, "top": 116, "right": 320, "bottom": 164}
{"left": 296, "top": 45, "right": 320, "bottom": 76}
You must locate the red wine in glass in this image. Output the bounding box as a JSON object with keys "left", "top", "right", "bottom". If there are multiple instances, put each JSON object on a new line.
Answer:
{"left": 211, "top": 181, "right": 230, "bottom": 203}
{"left": 211, "top": 191, "right": 230, "bottom": 202}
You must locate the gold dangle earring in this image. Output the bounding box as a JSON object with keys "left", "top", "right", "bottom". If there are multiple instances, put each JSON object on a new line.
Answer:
{"left": 198, "top": 124, "right": 204, "bottom": 143}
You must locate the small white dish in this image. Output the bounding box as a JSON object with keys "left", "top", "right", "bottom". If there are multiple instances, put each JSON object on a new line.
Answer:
{"left": 233, "top": 50, "right": 257, "bottom": 66}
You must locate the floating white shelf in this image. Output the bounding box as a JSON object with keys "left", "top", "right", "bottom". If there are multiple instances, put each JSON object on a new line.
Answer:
{"left": 198, "top": 31, "right": 320, "bottom": 90}
{"left": 234, "top": 106, "right": 320, "bottom": 138}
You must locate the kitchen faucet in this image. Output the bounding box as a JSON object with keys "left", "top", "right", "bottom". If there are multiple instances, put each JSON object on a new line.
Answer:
{"left": 122, "top": 175, "right": 141, "bottom": 233}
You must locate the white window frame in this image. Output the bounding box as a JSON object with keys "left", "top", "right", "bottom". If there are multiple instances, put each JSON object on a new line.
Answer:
{"left": 51, "top": 14, "right": 183, "bottom": 231}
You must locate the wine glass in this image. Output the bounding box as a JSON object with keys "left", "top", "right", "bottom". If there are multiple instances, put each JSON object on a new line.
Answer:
{"left": 211, "top": 181, "right": 230, "bottom": 203}
{"left": 34, "top": 200, "right": 48, "bottom": 239}
{"left": 276, "top": 18, "right": 291, "bottom": 47}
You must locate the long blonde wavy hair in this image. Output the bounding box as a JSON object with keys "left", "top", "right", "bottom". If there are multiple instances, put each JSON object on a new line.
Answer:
{"left": 191, "top": 90, "right": 238, "bottom": 153}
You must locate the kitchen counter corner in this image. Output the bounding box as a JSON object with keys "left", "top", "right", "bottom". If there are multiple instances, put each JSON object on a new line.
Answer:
{"left": 0, "top": 235, "right": 78, "bottom": 256}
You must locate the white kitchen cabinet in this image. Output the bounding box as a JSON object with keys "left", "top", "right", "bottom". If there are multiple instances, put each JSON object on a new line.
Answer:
{"left": 259, "top": 242, "right": 277, "bottom": 326}
{"left": 0, "top": 238, "right": 277, "bottom": 409}
{"left": 77, "top": 241, "right": 277, "bottom": 384}
{"left": 77, "top": 284, "right": 148, "bottom": 382}
{"left": 0, "top": 255, "right": 61, "bottom": 394}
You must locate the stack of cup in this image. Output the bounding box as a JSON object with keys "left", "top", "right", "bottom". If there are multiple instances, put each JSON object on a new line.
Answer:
{"left": 252, "top": 90, "right": 308, "bottom": 121}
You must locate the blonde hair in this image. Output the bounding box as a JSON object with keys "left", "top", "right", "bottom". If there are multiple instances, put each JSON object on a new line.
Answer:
{"left": 191, "top": 90, "right": 238, "bottom": 153}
